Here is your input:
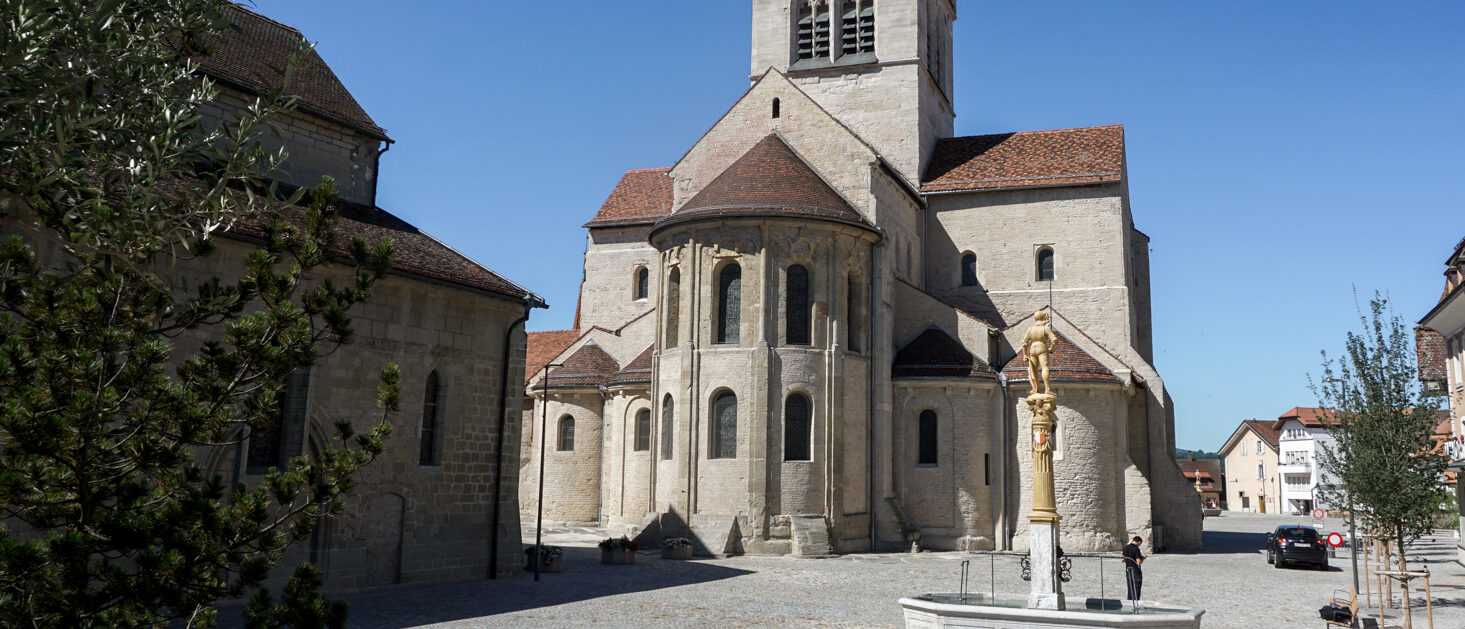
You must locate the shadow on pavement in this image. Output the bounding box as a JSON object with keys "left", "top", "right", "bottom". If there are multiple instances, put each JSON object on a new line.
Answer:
{"left": 1199, "top": 529, "right": 1268, "bottom": 555}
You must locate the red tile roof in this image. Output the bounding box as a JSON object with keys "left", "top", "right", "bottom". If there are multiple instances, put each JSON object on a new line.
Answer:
{"left": 1001, "top": 330, "right": 1119, "bottom": 384}
{"left": 525, "top": 329, "right": 581, "bottom": 382}
{"left": 1242, "top": 419, "right": 1281, "bottom": 449}
{"left": 583, "top": 168, "right": 674, "bottom": 228}
{"left": 203, "top": 7, "right": 388, "bottom": 140}
{"left": 892, "top": 328, "right": 996, "bottom": 380}
{"left": 655, "top": 135, "right": 870, "bottom": 233}
{"left": 226, "top": 197, "right": 538, "bottom": 303}
{"left": 605, "top": 345, "right": 654, "bottom": 385}
{"left": 921, "top": 125, "right": 1124, "bottom": 193}
{"left": 1417, "top": 328, "right": 1447, "bottom": 383}
{"left": 545, "top": 342, "right": 620, "bottom": 388}
{"left": 1276, "top": 407, "right": 1339, "bottom": 428}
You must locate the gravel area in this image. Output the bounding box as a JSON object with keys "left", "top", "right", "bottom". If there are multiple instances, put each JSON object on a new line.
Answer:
{"left": 309, "top": 512, "right": 1465, "bottom": 628}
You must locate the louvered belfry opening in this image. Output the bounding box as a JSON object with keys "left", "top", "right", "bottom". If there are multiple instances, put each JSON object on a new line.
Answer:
{"left": 796, "top": 1, "right": 831, "bottom": 61}
{"left": 841, "top": 0, "right": 875, "bottom": 56}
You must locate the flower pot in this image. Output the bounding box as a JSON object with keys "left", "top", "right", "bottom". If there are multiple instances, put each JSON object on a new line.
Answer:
{"left": 525, "top": 549, "right": 563, "bottom": 573}
{"left": 661, "top": 545, "right": 693, "bottom": 560}
{"left": 601, "top": 548, "right": 636, "bottom": 564}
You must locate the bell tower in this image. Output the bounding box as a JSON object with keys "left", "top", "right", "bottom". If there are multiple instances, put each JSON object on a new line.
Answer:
{"left": 750, "top": 0, "right": 955, "bottom": 183}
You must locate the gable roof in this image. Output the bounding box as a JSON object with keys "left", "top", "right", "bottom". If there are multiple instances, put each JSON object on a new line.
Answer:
{"left": 1000, "top": 329, "right": 1120, "bottom": 384}
{"left": 1274, "top": 407, "right": 1339, "bottom": 430}
{"left": 525, "top": 329, "right": 581, "bottom": 382}
{"left": 544, "top": 342, "right": 620, "bottom": 388}
{"left": 654, "top": 134, "right": 871, "bottom": 233}
{"left": 583, "top": 168, "right": 674, "bottom": 228}
{"left": 1219, "top": 419, "right": 1281, "bottom": 456}
{"left": 922, "top": 125, "right": 1124, "bottom": 194}
{"left": 893, "top": 328, "right": 997, "bottom": 380}
{"left": 605, "top": 345, "right": 654, "bottom": 385}
{"left": 204, "top": 7, "right": 388, "bottom": 140}
{"left": 1176, "top": 458, "right": 1222, "bottom": 490}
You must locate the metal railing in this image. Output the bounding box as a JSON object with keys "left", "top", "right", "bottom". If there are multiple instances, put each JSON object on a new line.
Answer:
{"left": 959, "top": 549, "right": 1134, "bottom": 611}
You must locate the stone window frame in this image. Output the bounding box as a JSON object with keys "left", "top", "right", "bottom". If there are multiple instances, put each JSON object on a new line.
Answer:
{"left": 557, "top": 415, "right": 576, "bottom": 452}
{"left": 633, "top": 407, "right": 652, "bottom": 452}
{"left": 1035, "top": 245, "right": 1055, "bottom": 282}
{"left": 791, "top": 0, "right": 877, "bottom": 69}
{"left": 714, "top": 260, "right": 742, "bottom": 345}
{"left": 783, "top": 390, "right": 813, "bottom": 462}
{"left": 418, "top": 369, "right": 443, "bottom": 466}
{"left": 916, "top": 408, "right": 938, "bottom": 466}
{"left": 960, "top": 251, "right": 978, "bottom": 287}
{"left": 709, "top": 389, "right": 738, "bottom": 460}
{"left": 247, "top": 367, "right": 311, "bottom": 475}
{"left": 633, "top": 265, "right": 650, "bottom": 301}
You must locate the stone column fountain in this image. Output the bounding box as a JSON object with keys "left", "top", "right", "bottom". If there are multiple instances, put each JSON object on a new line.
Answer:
{"left": 1020, "top": 311, "right": 1063, "bottom": 610}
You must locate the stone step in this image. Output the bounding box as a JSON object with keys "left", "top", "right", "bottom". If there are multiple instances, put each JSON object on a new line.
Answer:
{"left": 789, "top": 515, "right": 833, "bottom": 557}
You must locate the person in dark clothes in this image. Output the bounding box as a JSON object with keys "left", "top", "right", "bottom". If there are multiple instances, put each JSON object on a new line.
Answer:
{"left": 1122, "top": 536, "right": 1145, "bottom": 601}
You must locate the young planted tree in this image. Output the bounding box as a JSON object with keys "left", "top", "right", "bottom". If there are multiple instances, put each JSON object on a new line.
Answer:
{"left": 1315, "top": 295, "right": 1446, "bottom": 627}
{"left": 0, "top": 1, "right": 396, "bottom": 626}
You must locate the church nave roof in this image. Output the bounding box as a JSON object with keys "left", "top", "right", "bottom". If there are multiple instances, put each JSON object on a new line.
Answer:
{"left": 583, "top": 168, "right": 674, "bottom": 228}
{"left": 892, "top": 328, "right": 998, "bottom": 380}
{"left": 922, "top": 125, "right": 1124, "bottom": 194}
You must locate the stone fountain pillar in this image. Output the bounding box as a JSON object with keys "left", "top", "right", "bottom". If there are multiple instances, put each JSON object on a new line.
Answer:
{"left": 1020, "top": 310, "right": 1063, "bottom": 610}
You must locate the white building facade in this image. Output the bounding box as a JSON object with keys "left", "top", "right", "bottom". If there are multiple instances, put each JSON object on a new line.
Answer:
{"left": 1417, "top": 236, "right": 1465, "bottom": 565}
{"left": 1272, "top": 408, "right": 1338, "bottom": 515}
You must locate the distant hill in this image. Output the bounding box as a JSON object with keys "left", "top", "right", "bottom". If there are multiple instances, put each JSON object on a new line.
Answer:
{"left": 1176, "top": 448, "right": 1221, "bottom": 460}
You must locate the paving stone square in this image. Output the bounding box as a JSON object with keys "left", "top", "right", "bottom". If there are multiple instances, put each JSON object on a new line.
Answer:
{"left": 308, "top": 512, "right": 1465, "bottom": 628}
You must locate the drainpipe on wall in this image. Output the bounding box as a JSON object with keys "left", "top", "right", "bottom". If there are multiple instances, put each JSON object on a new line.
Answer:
{"left": 867, "top": 240, "right": 879, "bottom": 551}
{"left": 488, "top": 304, "right": 531, "bottom": 579}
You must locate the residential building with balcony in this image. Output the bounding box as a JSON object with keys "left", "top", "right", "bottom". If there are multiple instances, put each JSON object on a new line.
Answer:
{"left": 1271, "top": 407, "right": 1338, "bottom": 515}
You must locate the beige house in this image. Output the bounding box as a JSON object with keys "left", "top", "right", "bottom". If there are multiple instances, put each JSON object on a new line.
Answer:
{"left": 1219, "top": 420, "right": 1281, "bottom": 514}
{"left": 519, "top": 0, "right": 1201, "bottom": 555}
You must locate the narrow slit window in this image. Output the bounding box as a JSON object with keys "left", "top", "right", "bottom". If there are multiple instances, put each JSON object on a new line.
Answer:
{"left": 772, "top": 97, "right": 781, "bottom": 119}
{"left": 635, "top": 267, "right": 649, "bottom": 300}
{"left": 249, "top": 368, "right": 309, "bottom": 473}
{"left": 557, "top": 416, "right": 575, "bottom": 451}
{"left": 711, "top": 392, "right": 738, "bottom": 459}
{"left": 960, "top": 253, "right": 977, "bottom": 286}
{"left": 661, "top": 394, "right": 675, "bottom": 460}
{"left": 784, "top": 393, "right": 812, "bottom": 461}
{"left": 665, "top": 268, "right": 680, "bottom": 347}
{"left": 717, "top": 263, "right": 741, "bottom": 344}
{"left": 1036, "top": 247, "right": 1055, "bottom": 281}
{"left": 786, "top": 265, "right": 810, "bottom": 345}
{"left": 984, "top": 453, "right": 990, "bottom": 485}
{"left": 419, "top": 370, "right": 440, "bottom": 465}
{"left": 634, "top": 409, "right": 651, "bottom": 451}
{"left": 918, "top": 410, "right": 938, "bottom": 465}
{"left": 846, "top": 274, "right": 862, "bottom": 353}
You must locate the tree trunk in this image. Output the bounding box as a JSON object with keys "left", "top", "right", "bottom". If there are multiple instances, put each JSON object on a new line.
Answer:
{"left": 1397, "top": 527, "right": 1412, "bottom": 629}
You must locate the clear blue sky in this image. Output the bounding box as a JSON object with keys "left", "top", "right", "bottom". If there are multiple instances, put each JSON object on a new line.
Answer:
{"left": 251, "top": 0, "right": 1463, "bottom": 453}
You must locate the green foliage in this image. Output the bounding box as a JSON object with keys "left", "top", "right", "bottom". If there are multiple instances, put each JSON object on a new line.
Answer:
{"left": 242, "top": 563, "right": 346, "bottom": 629}
{"left": 1175, "top": 448, "right": 1221, "bottom": 460}
{"left": 1314, "top": 294, "right": 1448, "bottom": 566}
{"left": 0, "top": 1, "right": 397, "bottom": 626}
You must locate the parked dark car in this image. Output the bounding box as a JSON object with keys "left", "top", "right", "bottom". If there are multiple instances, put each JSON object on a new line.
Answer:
{"left": 1266, "top": 525, "right": 1328, "bottom": 569}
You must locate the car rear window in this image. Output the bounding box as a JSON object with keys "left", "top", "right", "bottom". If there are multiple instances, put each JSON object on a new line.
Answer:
{"left": 1281, "top": 528, "right": 1318, "bottom": 540}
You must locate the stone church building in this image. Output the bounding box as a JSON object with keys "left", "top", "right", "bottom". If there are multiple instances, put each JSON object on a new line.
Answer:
{"left": 522, "top": 0, "right": 1201, "bottom": 554}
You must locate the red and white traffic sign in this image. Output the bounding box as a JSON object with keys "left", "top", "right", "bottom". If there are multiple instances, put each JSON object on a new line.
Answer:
{"left": 1312, "top": 508, "right": 1326, "bottom": 520}
{"left": 1327, "top": 532, "right": 1344, "bottom": 547}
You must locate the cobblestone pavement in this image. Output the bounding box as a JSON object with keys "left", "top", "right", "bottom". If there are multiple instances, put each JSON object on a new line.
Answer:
{"left": 318, "top": 513, "right": 1465, "bottom": 628}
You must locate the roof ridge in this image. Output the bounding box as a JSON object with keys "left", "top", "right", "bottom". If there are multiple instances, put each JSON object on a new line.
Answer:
{"left": 949, "top": 124, "right": 1123, "bottom": 140}
{"left": 227, "top": 5, "right": 304, "bottom": 36}
{"left": 624, "top": 167, "right": 673, "bottom": 173}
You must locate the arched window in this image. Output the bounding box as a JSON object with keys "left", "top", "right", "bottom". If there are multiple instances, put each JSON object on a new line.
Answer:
{"left": 635, "top": 266, "right": 649, "bottom": 300}
{"left": 557, "top": 416, "right": 575, "bottom": 451}
{"left": 665, "top": 267, "right": 680, "bottom": 347}
{"left": 840, "top": 0, "right": 876, "bottom": 56}
{"left": 784, "top": 393, "right": 812, "bottom": 461}
{"left": 661, "top": 394, "right": 675, "bottom": 460}
{"left": 248, "top": 368, "right": 310, "bottom": 474}
{"left": 1036, "top": 247, "right": 1054, "bottom": 281}
{"left": 710, "top": 391, "right": 738, "bottom": 459}
{"left": 786, "top": 264, "right": 810, "bottom": 345}
{"left": 772, "top": 97, "right": 781, "bottom": 119}
{"left": 419, "top": 370, "right": 440, "bottom": 465}
{"left": 960, "top": 253, "right": 977, "bottom": 286}
{"left": 634, "top": 409, "right": 651, "bottom": 451}
{"left": 796, "top": 1, "right": 831, "bottom": 61}
{"left": 846, "top": 273, "right": 862, "bottom": 353}
{"left": 717, "top": 263, "right": 741, "bottom": 344}
{"left": 918, "top": 410, "right": 938, "bottom": 465}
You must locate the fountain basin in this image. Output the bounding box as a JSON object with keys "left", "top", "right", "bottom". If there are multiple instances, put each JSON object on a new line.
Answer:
{"left": 900, "top": 594, "right": 1204, "bottom": 628}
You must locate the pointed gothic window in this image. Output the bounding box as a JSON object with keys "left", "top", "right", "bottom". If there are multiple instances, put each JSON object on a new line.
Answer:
{"left": 711, "top": 391, "right": 738, "bottom": 459}
{"left": 961, "top": 253, "right": 978, "bottom": 286}
{"left": 784, "top": 393, "right": 812, "bottom": 461}
{"left": 717, "top": 263, "right": 741, "bottom": 344}
{"left": 661, "top": 394, "right": 675, "bottom": 460}
{"left": 634, "top": 409, "right": 651, "bottom": 452}
{"left": 796, "top": 1, "right": 831, "bottom": 61}
{"left": 841, "top": 0, "right": 875, "bottom": 56}
{"left": 786, "top": 265, "right": 810, "bottom": 345}
{"left": 248, "top": 368, "right": 310, "bottom": 474}
{"left": 557, "top": 416, "right": 575, "bottom": 451}
{"left": 1037, "top": 247, "right": 1055, "bottom": 281}
{"left": 665, "top": 267, "right": 680, "bottom": 347}
{"left": 419, "top": 370, "right": 441, "bottom": 465}
{"left": 635, "top": 266, "right": 649, "bottom": 300}
{"left": 918, "top": 409, "right": 938, "bottom": 465}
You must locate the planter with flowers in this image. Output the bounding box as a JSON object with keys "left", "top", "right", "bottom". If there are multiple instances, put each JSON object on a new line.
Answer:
{"left": 599, "top": 536, "right": 639, "bottom": 564}
{"left": 524, "top": 545, "right": 564, "bottom": 572}
{"left": 661, "top": 537, "right": 693, "bottom": 560}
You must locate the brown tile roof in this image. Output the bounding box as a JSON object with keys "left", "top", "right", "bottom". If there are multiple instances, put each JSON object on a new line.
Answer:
{"left": 655, "top": 135, "right": 870, "bottom": 233}
{"left": 202, "top": 7, "right": 388, "bottom": 140}
{"left": 525, "top": 329, "right": 581, "bottom": 382}
{"left": 921, "top": 125, "right": 1124, "bottom": 193}
{"left": 605, "top": 345, "right": 654, "bottom": 385}
{"left": 1242, "top": 419, "right": 1281, "bottom": 449}
{"left": 1275, "top": 407, "right": 1339, "bottom": 428}
{"left": 892, "top": 328, "right": 996, "bottom": 380}
{"left": 583, "top": 168, "right": 674, "bottom": 228}
{"left": 1417, "top": 328, "right": 1447, "bottom": 383}
{"left": 544, "top": 342, "right": 620, "bottom": 388}
{"left": 1001, "top": 330, "right": 1119, "bottom": 384}
{"left": 226, "top": 196, "right": 538, "bottom": 303}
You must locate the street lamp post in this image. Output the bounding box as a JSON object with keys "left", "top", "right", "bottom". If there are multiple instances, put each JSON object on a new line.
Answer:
{"left": 534, "top": 363, "right": 564, "bottom": 583}
{"left": 1324, "top": 377, "right": 1361, "bottom": 599}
